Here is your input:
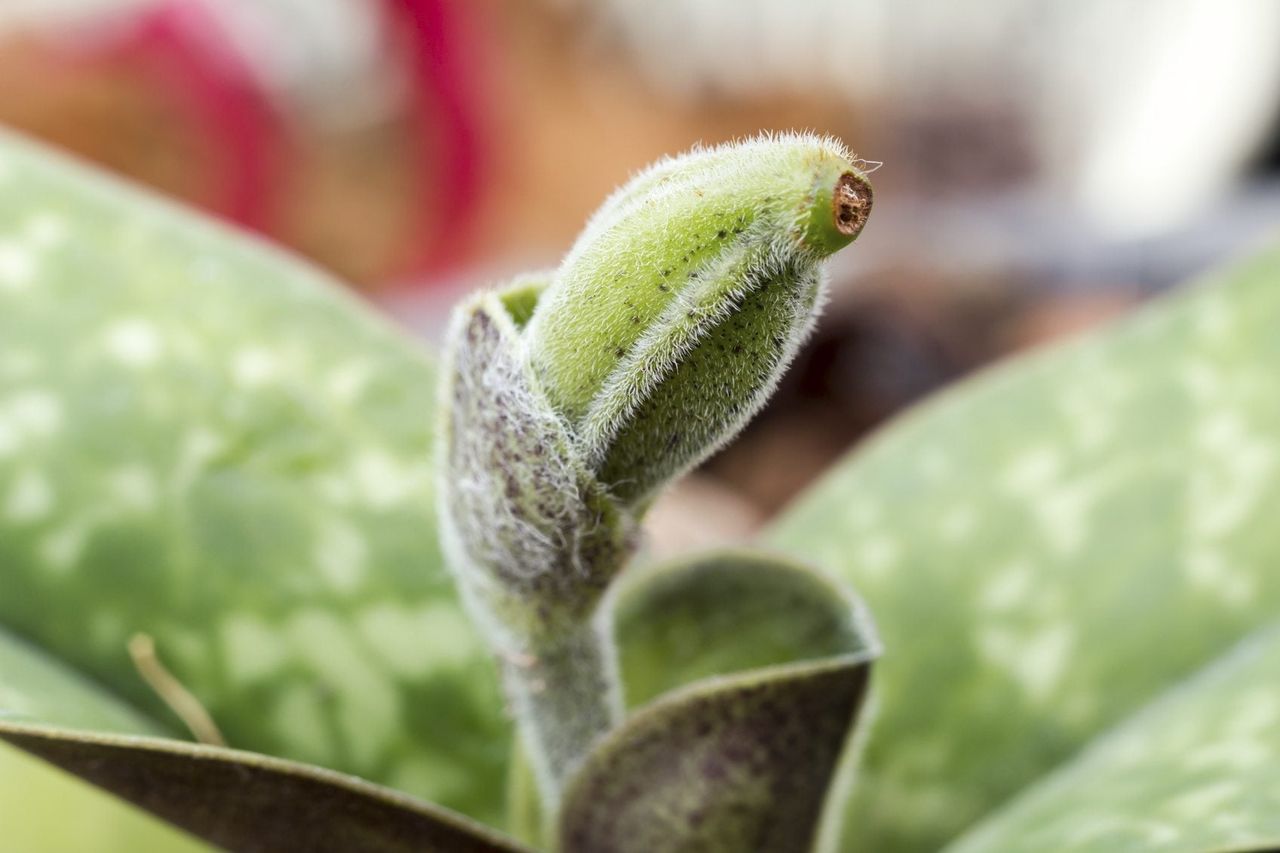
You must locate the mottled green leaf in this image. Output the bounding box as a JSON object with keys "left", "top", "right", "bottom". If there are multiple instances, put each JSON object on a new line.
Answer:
{"left": 768, "top": 243, "right": 1280, "bottom": 851}
{"left": 946, "top": 624, "right": 1280, "bottom": 853}
{"left": 0, "top": 131, "right": 507, "bottom": 823}
{"left": 0, "top": 619, "right": 527, "bottom": 852}
{"left": 554, "top": 550, "right": 878, "bottom": 852}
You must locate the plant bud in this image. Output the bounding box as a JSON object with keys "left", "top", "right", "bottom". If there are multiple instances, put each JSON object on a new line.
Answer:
{"left": 524, "top": 133, "right": 872, "bottom": 505}
{"left": 437, "top": 283, "right": 638, "bottom": 650}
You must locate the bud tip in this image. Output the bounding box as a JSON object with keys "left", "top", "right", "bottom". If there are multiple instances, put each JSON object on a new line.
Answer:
{"left": 834, "top": 172, "right": 872, "bottom": 237}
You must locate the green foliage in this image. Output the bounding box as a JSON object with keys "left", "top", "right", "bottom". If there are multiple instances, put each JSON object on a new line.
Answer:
{"left": 5, "top": 122, "right": 1280, "bottom": 853}
{"left": 947, "top": 623, "right": 1280, "bottom": 852}
{"left": 0, "top": 130, "right": 508, "bottom": 826}
{"left": 769, "top": 243, "right": 1280, "bottom": 851}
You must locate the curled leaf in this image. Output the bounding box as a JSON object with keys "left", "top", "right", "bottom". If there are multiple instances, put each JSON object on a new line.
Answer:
{"left": 1, "top": 724, "right": 528, "bottom": 853}
{"left": 436, "top": 288, "right": 637, "bottom": 650}
{"left": 554, "top": 550, "right": 878, "bottom": 852}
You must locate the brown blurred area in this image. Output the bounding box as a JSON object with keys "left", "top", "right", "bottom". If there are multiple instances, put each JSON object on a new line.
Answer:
{"left": 1, "top": 0, "right": 1277, "bottom": 551}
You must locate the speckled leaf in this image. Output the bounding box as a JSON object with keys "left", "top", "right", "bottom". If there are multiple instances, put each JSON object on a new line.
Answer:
{"left": 946, "top": 624, "right": 1280, "bottom": 853}
{"left": 0, "top": 131, "right": 508, "bottom": 824}
{"left": 767, "top": 242, "right": 1280, "bottom": 851}
{"left": 555, "top": 550, "right": 878, "bottom": 852}
{"left": 0, "top": 625, "right": 525, "bottom": 852}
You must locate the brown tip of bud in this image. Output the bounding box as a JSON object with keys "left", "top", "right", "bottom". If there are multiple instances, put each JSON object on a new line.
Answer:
{"left": 834, "top": 172, "right": 872, "bottom": 237}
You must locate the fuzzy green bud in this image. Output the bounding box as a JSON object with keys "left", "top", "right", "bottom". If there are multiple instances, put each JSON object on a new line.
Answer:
{"left": 437, "top": 134, "right": 873, "bottom": 806}
{"left": 437, "top": 282, "right": 637, "bottom": 650}
{"left": 524, "top": 133, "right": 872, "bottom": 505}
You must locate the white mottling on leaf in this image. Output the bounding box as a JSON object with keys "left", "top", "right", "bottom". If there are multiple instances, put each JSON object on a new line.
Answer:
{"left": 978, "top": 623, "right": 1074, "bottom": 704}
{"left": 979, "top": 562, "right": 1033, "bottom": 612}
{"left": 23, "top": 212, "right": 68, "bottom": 248}
{"left": 1184, "top": 550, "right": 1254, "bottom": 609}
{"left": 1163, "top": 781, "right": 1237, "bottom": 820}
{"left": 857, "top": 535, "right": 899, "bottom": 580}
{"left": 1190, "top": 412, "right": 1276, "bottom": 539}
{"left": 4, "top": 389, "right": 62, "bottom": 438}
{"left": 1137, "top": 822, "right": 1181, "bottom": 846}
{"left": 107, "top": 465, "right": 158, "bottom": 510}
{"left": 1185, "top": 738, "right": 1270, "bottom": 772}
{"left": 4, "top": 467, "right": 54, "bottom": 522}
{"left": 38, "top": 523, "right": 88, "bottom": 573}
{"left": 314, "top": 520, "right": 368, "bottom": 594}
{"left": 220, "top": 614, "right": 289, "bottom": 684}
{"left": 0, "top": 241, "right": 35, "bottom": 290}
{"left": 1003, "top": 446, "right": 1063, "bottom": 495}
{"left": 1034, "top": 483, "right": 1096, "bottom": 556}
{"left": 103, "top": 319, "right": 163, "bottom": 367}
{"left": 326, "top": 362, "right": 374, "bottom": 405}
{"left": 232, "top": 347, "right": 280, "bottom": 386}
{"left": 356, "top": 601, "right": 479, "bottom": 677}
{"left": 285, "top": 609, "right": 400, "bottom": 770}
{"left": 1055, "top": 368, "right": 1126, "bottom": 452}
{"left": 349, "top": 449, "right": 426, "bottom": 508}
{"left": 172, "top": 427, "right": 226, "bottom": 488}
{"left": 1227, "top": 691, "right": 1280, "bottom": 735}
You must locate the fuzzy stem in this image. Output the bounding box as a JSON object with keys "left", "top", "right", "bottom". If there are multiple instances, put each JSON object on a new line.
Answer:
{"left": 502, "top": 610, "right": 623, "bottom": 821}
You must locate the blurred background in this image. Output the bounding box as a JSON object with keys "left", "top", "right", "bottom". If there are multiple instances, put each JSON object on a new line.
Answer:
{"left": 2, "top": 0, "right": 1278, "bottom": 552}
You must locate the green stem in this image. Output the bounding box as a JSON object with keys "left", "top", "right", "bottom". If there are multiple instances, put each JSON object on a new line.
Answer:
{"left": 502, "top": 612, "right": 622, "bottom": 820}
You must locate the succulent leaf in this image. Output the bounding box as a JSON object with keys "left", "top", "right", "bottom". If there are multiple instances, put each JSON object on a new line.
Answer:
{"left": 946, "top": 624, "right": 1280, "bottom": 853}
{"left": 2, "top": 724, "right": 529, "bottom": 853}
{"left": 601, "top": 550, "right": 880, "bottom": 853}
{"left": 612, "top": 548, "right": 877, "bottom": 708}
{"left": 0, "top": 131, "right": 508, "bottom": 823}
{"left": 768, "top": 242, "right": 1280, "bottom": 851}
{"left": 505, "top": 550, "right": 880, "bottom": 851}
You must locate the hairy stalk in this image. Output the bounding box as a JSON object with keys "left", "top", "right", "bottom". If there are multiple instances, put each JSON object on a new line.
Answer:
{"left": 504, "top": 613, "right": 623, "bottom": 821}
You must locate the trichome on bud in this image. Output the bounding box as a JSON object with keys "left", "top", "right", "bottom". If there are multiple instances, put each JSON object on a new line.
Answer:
{"left": 524, "top": 132, "right": 873, "bottom": 505}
